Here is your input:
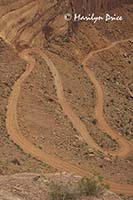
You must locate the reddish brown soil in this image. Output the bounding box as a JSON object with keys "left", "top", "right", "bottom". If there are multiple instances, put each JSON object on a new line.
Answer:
{"left": 0, "top": 1, "right": 132, "bottom": 198}
{"left": 0, "top": 38, "right": 55, "bottom": 175}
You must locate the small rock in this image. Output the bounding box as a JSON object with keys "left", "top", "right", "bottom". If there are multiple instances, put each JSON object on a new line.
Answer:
{"left": 11, "top": 159, "right": 20, "bottom": 165}
{"left": 123, "top": 53, "right": 128, "bottom": 58}
{"left": 33, "top": 176, "right": 40, "bottom": 182}
{"left": 104, "top": 157, "right": 112, "bottom": 162}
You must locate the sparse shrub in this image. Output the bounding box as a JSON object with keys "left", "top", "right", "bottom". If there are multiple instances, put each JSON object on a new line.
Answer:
{"left": 92, "top": 118, "right": 97, "bottom": 125}
{"left": 49, "top": 181, "right": 78, "bottom": 200}
{"left": 49, "top": 176, "right": 107, "bottom": 200}
{"left": 78, "top": 177, "right": 103, "bottom": 197}
{"left": 39, "top": 145, "right": 42, "bottom": 150}
{"left": 80, "top": 64, "right": 84, "bottom": 68}
{"left": 104, "top": 183, "right": 110, "bottom": 190}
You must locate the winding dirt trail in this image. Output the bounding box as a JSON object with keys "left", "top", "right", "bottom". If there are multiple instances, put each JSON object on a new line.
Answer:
{"left": 2, "top": 0, "right": 132, "bottom": 196}
{"left": 33, "top": 45, "right": 133, "bottom": 158}
{"left": 6, "top": 49, "right": 88, "bottom": 177}
{"left": 82, "top": 38, "right": 133, "bottom": 158}
{"left": 34, "top": 49, "right": 102, "bottom": 152}
{"left": 6, "top": 41, "right": 133, "bottom": 194}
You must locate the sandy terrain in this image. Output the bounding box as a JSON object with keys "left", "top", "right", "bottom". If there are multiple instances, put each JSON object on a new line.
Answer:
{"left": 0, "top": 1, "right": 132, "bottom": 199}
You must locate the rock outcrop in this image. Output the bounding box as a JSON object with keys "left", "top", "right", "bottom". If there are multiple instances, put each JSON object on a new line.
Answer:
{"left": 71, "top": 0, "right": 132, "bottom": 13}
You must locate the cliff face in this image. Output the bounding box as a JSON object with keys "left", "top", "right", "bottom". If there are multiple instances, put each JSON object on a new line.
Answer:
{"left": 71, "top": 0, "right": 132, "bottom": 13}
{"left": 67, "top": 0, "right": 132, "bottom": 33}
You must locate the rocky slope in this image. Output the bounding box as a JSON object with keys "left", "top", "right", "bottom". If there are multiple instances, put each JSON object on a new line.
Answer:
{"left": 0, "top": 172, "right": 123, "bottom": 200}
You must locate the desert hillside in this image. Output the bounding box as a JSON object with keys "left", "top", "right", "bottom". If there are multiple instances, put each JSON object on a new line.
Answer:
{"left": 0, "top": 172, "right": 123, "bottom": 200}
{"left": 0, "top": 0, "right": 133, "bottom": 200}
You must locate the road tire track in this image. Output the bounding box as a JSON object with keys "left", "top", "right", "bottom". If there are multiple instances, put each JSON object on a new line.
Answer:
{"left": 82, "top": 38, "right": 133, "bottom": 158}
{"left": 6, "top": 43, "right": 133, "bottom": 195}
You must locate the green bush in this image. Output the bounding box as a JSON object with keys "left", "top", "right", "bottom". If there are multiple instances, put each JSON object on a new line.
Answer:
{"left": 78, "top": 177, "right": 103, "bottom": 197}
{"left": 49, "top": 177, "right": 106, "bottom": 200}
{"left": 49, "top": 182, "right": 78, "bottom": 200}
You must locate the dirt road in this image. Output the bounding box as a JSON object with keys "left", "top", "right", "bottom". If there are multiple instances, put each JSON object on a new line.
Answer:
{"left": 1, "top": 0, "right": 132, "bottom": 195}
{"left": 82, "top": 38, "right": 133, "bottom": 158}
{"left": 6, "top": 40, "right": 133, "bottom": 194}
